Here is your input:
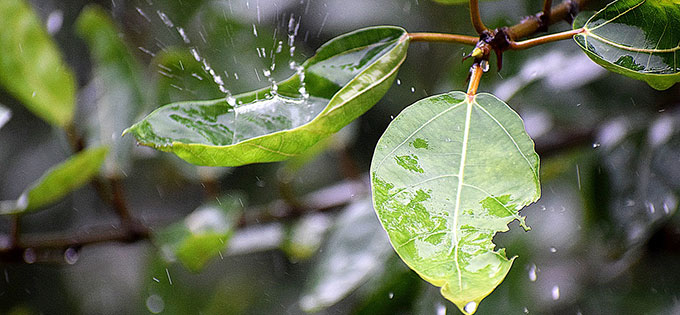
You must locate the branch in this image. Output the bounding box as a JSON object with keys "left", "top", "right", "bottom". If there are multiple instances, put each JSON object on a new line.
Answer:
{"left": 467, "top": 63, "right": 484, "bottom": 96}
{"left": 508, "top": 28, "right": 584, "bottom": 50}
{"left": 469, "top": 0, "right": 488, "bottom": 34}
{"left": 408, "top": 33, "right": 478, "bottom": 45}
{"left": 507, "top": 0, "right": 587, "bottom": 40}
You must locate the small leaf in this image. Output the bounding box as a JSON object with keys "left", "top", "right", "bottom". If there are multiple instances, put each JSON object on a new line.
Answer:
{"left": 299, "top": 199, "right": 393, "bottom": 313}
{"left": 125, "top": 26, "right": 409, "bottom": 166}
{"left": 0, "top": 0, "right": 76, "bottom": 128}
{"left": 0, "top": 146, "right": 109, "bottom": 215}
{"left": 573, "top": 0, "right": 680, "bottom": 90}
{"left": 371, "top": 92, "right": 540, "bottom": 314}
{"left": 76, "top": 5, "right": 147, "bottom": 177}
{"left": 155, "top": 193, "right": 244, "bottom": 272}
{"left": 0, "top": 104, "right": 10, "bottom": 130}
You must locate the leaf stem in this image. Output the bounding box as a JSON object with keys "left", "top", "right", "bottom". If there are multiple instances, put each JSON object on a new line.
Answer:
{"left": 467, "top": 63, "right": 484, "bottom": 96}
{"left": 509, "top": 28, "right": 584, "bottom": 50}
{"left": 9, "top": 216, "right": 20, "bottom": 248}
{"left": 408, "top": 33, "right": 478, "bottom": 45}
{"left": 539, "top": 0, "right": 553, "bottom": 31}
{"left": 469, "top": 0, "right": 488, "bottom": 34}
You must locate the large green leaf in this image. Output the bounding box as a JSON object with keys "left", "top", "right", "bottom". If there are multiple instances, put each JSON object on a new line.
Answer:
{"left": 124, "top": 26, "right": 409, "bottom": 166}
{"left": 573, "top": 0, "right": 680, "bottom": 90}
{"left": 76, "top": 6, "right": 147, "bottom": 177}
{"left": 0, "top": 146, "right": 109, "bottom": 215}
{"left": 155, "top": 193, "right": 244, "bottom": 272}
{"left": 370, "top": 92, "right": 540, "bottom": 314}
{"left": 0, "top": 0, "right": 76, "bottom": 128}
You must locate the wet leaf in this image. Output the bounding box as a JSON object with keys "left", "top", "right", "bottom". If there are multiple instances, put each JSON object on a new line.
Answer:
{"left": 155, "top": 193, "right": 244, "bottom": 272}
{"left": 299, "top": 199, "right": 393, "bottom": 313}
{"left": 0, "top": 0, "right": 76, "bottom": 128}
{"left": 0, "top": 104, "right": 10, "bottom": 130}
{"left": 371, "top": 92, "right": 540, "bottom": 314}
{"left": 573, "top": 0, "right": 680, "bottom": 90}
{"left": 76, "top": 5, "right": 147, "bottom": 177}
{"left": 281, "top": 213, "right": 332, "bottom": 261}
{"left": 0, "top": 146, "right": 109, "bottom": 215}
{"left": 124, "top": 26, "right": 409, "bottom": 166}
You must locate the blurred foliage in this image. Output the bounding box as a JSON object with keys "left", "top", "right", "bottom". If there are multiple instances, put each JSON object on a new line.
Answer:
{"left": 0, "top": 0, "right": 679, "bottom": 314}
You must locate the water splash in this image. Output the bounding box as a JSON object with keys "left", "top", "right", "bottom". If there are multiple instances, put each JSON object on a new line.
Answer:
{"left": 528, "top": 263, "right": 537, "bottom": 282}
{"left": 464, "top": 301, "right": 477, "bottom": 314}
{"left": 64, "top": 247, "right": 79, "bottom": 265}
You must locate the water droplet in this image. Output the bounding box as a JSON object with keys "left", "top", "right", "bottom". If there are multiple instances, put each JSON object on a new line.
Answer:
{"left": 464, "top": 301, "right": 477, "bottom": 314}
{"left": 528, "top": 264, "right": 537, "bottom": 282}
{"left": 46, "top": 10, "right": 63, "bottom": 35}
{"left": 23, "top": 248, "right": 36, "bottom": 264}
{"left": 146, "top": 294, "right": 165, "bottom": 314}
{"left": 396, "top": 79, "right": 401, "bottom": 85}
{"left": 190, "top": 48, "right": 201, "bottom": 62}
{"left": 436, "top": 303, "right": 446, "bottom": 315}
{"left": 226, "top": 95, "right": 236, "bottom": 106}
{"left": 592, "top": 143, "right": 601, "bottom": 148}
{"left": 263, "top": 69, "right": 271, "bottom": 77}
{"left": 177, "top": 27, "right": 190, "bottom": 44}
{"left": 549, "top": 247, "right": 557, "bottom": 253}
{"left": 156, "top": 11, "right": 174, "bottom": 28}
{"left": 252, "top": 24, "right": 258, "bottom": 37}
{"left": 410, "top": 87, "right": 415, "bottom": 93}
{"left": 551, "top": 285, "right": 560, "bottom": 300}
{"left": 64, "top": 247, "right": 79, "bottom": 265}
{"left": 523, "top": 307, "right": 529, "bottom": 314}
{"left": 480, "top": 60, "right": 490, "bottom": 72}
{"left": 256, "top": 177, "right": 266, "bottom": 188}
{"left": 388, "top": 292, "right": 394, "bottom": 299}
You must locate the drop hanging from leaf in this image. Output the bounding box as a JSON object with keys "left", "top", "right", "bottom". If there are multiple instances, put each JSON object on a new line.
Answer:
{"left": 371, "top": 91, "right": 540, "bottom": 314}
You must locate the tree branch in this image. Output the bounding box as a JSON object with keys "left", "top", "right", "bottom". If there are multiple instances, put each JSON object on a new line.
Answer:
{"left": 469, "top": 0, "right": 488, "bottom": 34}
{"left": 507, "top": 0, "right": 587, "bottom": 40}
{"left": 408, "top": 33, "right": 478, "bottom": 45}
{"left": 508, "top": 28, "right": 584, "bottom": 50}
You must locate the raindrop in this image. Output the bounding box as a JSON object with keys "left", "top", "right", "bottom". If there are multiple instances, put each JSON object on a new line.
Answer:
{"left": 388, "top": 292, "right": 394, "bottom": 299}
{"left": 592, "top": 143, "right": 601, "bottom": 148}
{"left": 549, "top": 247, "right": 557, "bottom": 253}
{"left": 226, "top": 95, "right": 237, "bottom": 106}
{"left": 480, "top": 60, "right": 490, "bottom": 72}
{"left": 410, "top": 87, "right": 415, "bottom": 93}
{"left": 263, "top": 69, "right": 272, "bottom": 77}
{"left": 64, "top": 247, "right": 79, "bottom": 265}
{"left": 256, "top": 177, "right": 266, "bottom": 188}
{"left": 396, "top": 79, "right": 401, "bottom": 85}
{"left": 436, "top": 303, "right": 446, "bottom": 315}
{"left": 252, "top": 24, "right": 258, "bottom": 37}
{"left": 523, "top": 307, "right": 529, "bottom": 314}
{"left": 146, "top": 294, "right": 165, "bottom": 314}
{"left": 190, "top": 48, "right": 201, "bottom": 61}
{"left": 528, "top": 264, "right": 537, "bottom": 282}
{"left": 46, "top": 10, "right": 63, "bottom": 35}
{"left": 464, "top": 301, "right": 477, "bottom": 314}
{"left": 23, "top": 248, "right": 37, "bottom": 264}
{"left": 177, "top": 27, "right": 190, "bottom": 44}
{"left": 551, "top": 285, "right": 560, "bottom": 300}
{"left": 390, "top": 115, "right": 394, "bottom": 120}
{"left": 156, "top": 11, "right": 174, "bottom": 28}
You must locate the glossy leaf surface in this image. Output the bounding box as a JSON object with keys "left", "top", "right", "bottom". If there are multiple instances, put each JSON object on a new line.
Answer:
{"left": 0, "top": 147, "right": 109, "bottom": 215}
{"left": 0, "top": 0, "right": 76, "bottom": 128}
{"left": 155, "top": 194, "right": 243, "bottom": 272}
{"left": 573, "top": 0, "right": 680, "bottom": 90}
{"left": 371, "top": 92, "right": 540, "bottom": 314}
{"left": 0, "top": 104, "right": 10, "bottom": 130}
{"left": 76, "top": 6, "right": 147, "bottom": 177}
{"left": 125, "top": 26, "right": 409, "bottom": 166}
{"left": 300, "top": 199, "right": 393, "bottom": 312}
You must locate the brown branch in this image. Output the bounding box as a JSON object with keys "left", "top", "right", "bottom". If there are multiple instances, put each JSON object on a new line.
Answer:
{"left": 508, "top": 28, "right": 584, "bottom": 50}
{"left": 467, "top": 63, "right": 484, "bottom": 96}
{"left": 507, "top": 0, "right": 587, "bottom": 41}
{"left": 469, "top": 0, "right": 488, "bottom": 34}
{"left": 408, "top": 33, "right": 478, "bottom": 45}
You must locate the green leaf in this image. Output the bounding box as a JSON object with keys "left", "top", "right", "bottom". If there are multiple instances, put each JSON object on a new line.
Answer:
{"left": 0, "top": 104, "right": 10, "bottom": 130}
{"left": 573, "top": 0, "right": 680, "bottom": 90}
{"left": 155, "top": 193, "right": 244, "bottom": 272}
{"left": 0, "top": 146, "right": 109, "bottom": 215}
{"left": 0, "top": 0, "right": 76, "bottom": 128}
{"left": 432, "top": 0, "right": 471, "bottom": 4}
{"left": 370, "top": 92, "right": 540, "bottom": 314}
{"left": 76, "top": 5, "right": 147, "bottom": 177}
{"left": 300, "top": 199, "right": 393, "bottom": 313}
{"left": 281, "top": 213, "right": 332, "bottom": 261}
{"left": 124, "top": 26, "right": 409, "bottom": 166}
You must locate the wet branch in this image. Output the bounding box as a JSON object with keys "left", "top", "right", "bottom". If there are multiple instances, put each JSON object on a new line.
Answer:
{"left": 469, "top": 0, "right": 488, "bottom": 34}
{"left": 408, "top": 33, "right": 478, "bottom": 45}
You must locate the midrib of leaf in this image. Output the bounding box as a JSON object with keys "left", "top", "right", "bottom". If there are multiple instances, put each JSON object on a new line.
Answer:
{"left": 582, "top": 31, "right": 680, "bottom": 54}
{"left": 451, "top": 97, "right": 473, "bottom": 291}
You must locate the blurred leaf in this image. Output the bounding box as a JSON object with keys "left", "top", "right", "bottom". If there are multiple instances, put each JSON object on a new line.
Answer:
{"left": 352, "top": 256, "right": 422, "bottom": 315}
{"left": 0, "top": 104, "right": 10, "bottom": 130}
{"left": 155, "top": 193, "right": 244, "bottom": 272}
{"left": 432, "top": 0, "right": 473, "bottom": 4}
{"left": 124, "top": 26, "right": 409, "bottom": 166}
{"left": 0, "top": 146, "right": 109, "bottom": 215}
{"left": 0, "top": 0, "right": 76, "bottom": 128}
{"left": 371, "top": 92, "right": 540, "bottom": 314}
{"left": 76, "top": 5, "right": 147, "bottom": 177}
{"left": 299, "top": 199, "right": 393, "bottom": 313}
{"left": 281, "top": 213, "right": 332, "bottom": 261}
{"left": 573, "top": 0, "right": 680, "bottom": 90}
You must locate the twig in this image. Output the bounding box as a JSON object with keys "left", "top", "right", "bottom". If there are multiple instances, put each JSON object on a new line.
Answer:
{"left": 508, "top": 28, "right": 584, "bottom": 50}
{"left": 538, "top": 0, "right": 553, "bottom": 32}
{"left": 467, "top": 63, "right": 484, "bottom": 96}
{"left": 469, "top": 0, "right": 488, "bottom": 34}
{"left": 9, "top": 216, "right": 20, "bottom": 248}
{"left": 408, "top": 33, "right": 478, "bottom": 45}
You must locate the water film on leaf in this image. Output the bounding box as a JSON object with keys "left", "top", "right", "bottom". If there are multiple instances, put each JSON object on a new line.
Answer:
{"left": 371, "top": 91, "right": 540, "bottom": 314}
